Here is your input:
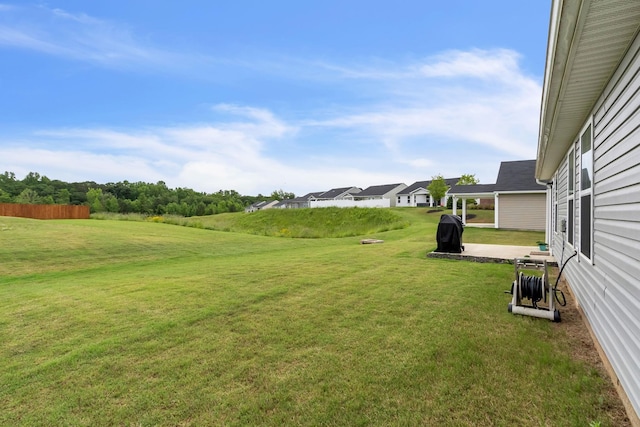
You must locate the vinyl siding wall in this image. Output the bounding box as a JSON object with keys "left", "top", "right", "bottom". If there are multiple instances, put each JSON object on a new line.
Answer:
{"left": 551, "top": 31, "right": 640, "bottom": 417}
{"left": 556, "top": 157, "right": 568, "bottom": 236}
{"left": 497, "top": 193, "right": 546, "bottom": 231}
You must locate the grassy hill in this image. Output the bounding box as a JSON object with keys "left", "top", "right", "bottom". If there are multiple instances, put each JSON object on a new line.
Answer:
{"left": 192, "top": 207, "right": 409, "bottom": 238}
{"left": 0, "top": 210, "right": 621, "bottom": 426}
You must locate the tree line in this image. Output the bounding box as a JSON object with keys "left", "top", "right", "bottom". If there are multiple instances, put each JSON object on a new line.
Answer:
{"left": 0, "top": 171, "right": 293, "bottom": 216}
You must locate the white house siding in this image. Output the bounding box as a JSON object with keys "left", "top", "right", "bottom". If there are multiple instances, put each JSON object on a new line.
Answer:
{"left": 556, "top": 159, "right": 568, "bottom": 236}
{"left": 552, "top": 32, "right": 640, "bottom": 417}
{"left": 396, "top": 191, "right": 433, "bottom": 207}
{"left": 395, "top": 195, "right": 413, "bottom": 207}
{"left": 496, "top": 193, "right": 546, "bottom": 231}
{"left": 412, "top": 190, "right": 430, "bottom": 206}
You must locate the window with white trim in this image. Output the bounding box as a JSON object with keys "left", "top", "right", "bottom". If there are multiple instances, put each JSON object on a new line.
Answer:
{"left": 567, "top": 146, "right": 575, "bottom": 245}
{"left": 580, "top": 123, "right": 593, "bottom": 260}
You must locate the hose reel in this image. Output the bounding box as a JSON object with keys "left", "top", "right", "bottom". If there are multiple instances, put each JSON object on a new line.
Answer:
{"left": 508, "top": 259, "right": 560, "bottom": 322}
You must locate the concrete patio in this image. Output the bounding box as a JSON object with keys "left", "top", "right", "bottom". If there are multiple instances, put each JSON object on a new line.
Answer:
{"left": 427, "top": 243, "right": 557, "bottom": 266}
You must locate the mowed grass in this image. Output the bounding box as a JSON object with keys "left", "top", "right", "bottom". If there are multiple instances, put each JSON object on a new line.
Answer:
{"left": 0, "top": 210, "right": 618, "bottom": 426}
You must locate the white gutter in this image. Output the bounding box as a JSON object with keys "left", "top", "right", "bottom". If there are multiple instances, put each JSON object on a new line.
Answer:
{"left": 537, "top": 178, "right": 553, "bottom": 253}
{"left": 537, "top": 0, "right": 585, "bottom": 180}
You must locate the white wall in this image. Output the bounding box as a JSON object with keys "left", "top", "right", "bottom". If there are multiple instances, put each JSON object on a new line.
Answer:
{"left": 551, "top": 31, "right": 640, "bottom": 418}
{"left": 395, "top": 194, "right": 412, "bottom": 207}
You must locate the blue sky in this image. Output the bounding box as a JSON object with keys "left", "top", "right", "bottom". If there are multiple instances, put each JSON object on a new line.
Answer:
{"left": 0, "top": 1, "right": 551, "bottom": 196}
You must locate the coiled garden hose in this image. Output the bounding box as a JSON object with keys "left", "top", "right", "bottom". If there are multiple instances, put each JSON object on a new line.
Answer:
{"left": 518, "top": 273, "right": 545, "bottom": 308}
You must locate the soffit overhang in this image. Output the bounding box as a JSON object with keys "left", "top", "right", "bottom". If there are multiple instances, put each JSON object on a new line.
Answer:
{"left": 536, "top": 0, "right": 640, "bottom": 180}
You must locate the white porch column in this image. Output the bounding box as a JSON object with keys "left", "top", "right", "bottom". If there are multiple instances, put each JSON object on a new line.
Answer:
{"left": 452, "top": 197, "right": 458, "bottom": 216}
{"left": 461, "top": 198, "right": 467, "bottom": 225}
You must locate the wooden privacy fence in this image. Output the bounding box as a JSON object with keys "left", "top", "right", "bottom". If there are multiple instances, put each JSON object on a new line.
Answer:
{"left": 0, "top": 203, "right": 90, "bottom": 220}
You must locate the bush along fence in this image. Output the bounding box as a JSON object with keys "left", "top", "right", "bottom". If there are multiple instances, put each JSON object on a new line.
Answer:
{"left": 0, "top": 203, "right": 90, "bottom": 220}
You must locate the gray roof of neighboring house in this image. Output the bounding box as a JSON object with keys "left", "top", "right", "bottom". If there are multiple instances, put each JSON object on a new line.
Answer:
{"left": 273, "top": 200, "right": 289, "bottom": 208}
{"left": 357, "top": 183, "right": 405, "bottom": 197}
{"left": 494, "top": 160, "right": 545, "bottom": 192}
{"left": 449, "top": 160, "right": 544, "bottom": 195}
{"left": 397, "top": 180, "right": 430, "bottom": 195}
{"left": 246, "top": 200, "right": 279, "bottom": 210}
{"left": 317, "top": 187, "right": 360, "bottom": 199}
{"left": 397, "top": 177, "right": 460, "bottom": 195}
{"left": 290, "top": 191, "right": 324, "bottom": 202}
{"left": 449, "top": 183, "right": 496, "bottom": 195}
{"left": 248, "top": 201, "right": 267, "bottom": 208}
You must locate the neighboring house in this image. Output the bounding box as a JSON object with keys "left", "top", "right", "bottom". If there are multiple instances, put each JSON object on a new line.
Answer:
{"left": 311, "top": 187, "right": 361, "bottom": 201}
{"left": 244, "top": 200, "right": 279, "bottom": 213}
{"left": 280, "top": 192, "right": 324, "bottom": 209}
{"left": 536, "top": 0, "right": 640, "bottom": 421}
{"left": 245, "top": 201, "right": 266, "bottom": 213}
{"left": 448, "top": 160, "right": 546, "bottom": 231}
{"left": 351, "top": 183, "right": 407, "bottom": 207}
{"left": 396, "top": 177, "right": 459, "bottom": 207}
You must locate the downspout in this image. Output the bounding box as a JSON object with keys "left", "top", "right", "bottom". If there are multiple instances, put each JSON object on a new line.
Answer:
{"left": 537, "top": 179, "right": 553, "bottom": 254}
{"left": 494, "top": 193, "right": 499, "bottom": 229}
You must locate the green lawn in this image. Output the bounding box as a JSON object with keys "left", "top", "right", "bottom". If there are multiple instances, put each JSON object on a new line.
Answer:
{"left": 0, "top": 209, "right": 619, "bottom": 426}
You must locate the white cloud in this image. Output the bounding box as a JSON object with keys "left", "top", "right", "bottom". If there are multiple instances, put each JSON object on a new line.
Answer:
{"left": 308, "top": 48, "right": 540, "bottom": 159}
{"left": 420, "top": 49, "right": 524, "bottom": 80}
{"left": 0, "top": 4, "right": 187, "bottom": 70}
{"left": 0, "top": 147, "right": 167, "bottom": 184}
{"left": 211, "top": 104, "right": 295, "bottom": 139}
{"left": 0, "top": 105, "right": 311, "bottom": 194}
{"left": 0, "top": 48, "right": 542, "bottom": 195}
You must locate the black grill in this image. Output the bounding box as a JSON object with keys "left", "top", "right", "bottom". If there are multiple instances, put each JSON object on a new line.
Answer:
{"left": 435, "top": 214, "right": 464, "bottom": 253}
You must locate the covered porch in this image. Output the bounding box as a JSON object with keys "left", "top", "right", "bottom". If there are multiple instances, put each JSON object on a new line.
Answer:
{"left": 448, "top": 184, "right": 496, "bottom": 226}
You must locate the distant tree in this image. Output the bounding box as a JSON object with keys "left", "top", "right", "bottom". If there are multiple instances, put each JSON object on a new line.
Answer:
{"left": 103, "top": 193, "right": 120, "bottom": 212}
{"left": 40, "top": 195, "right": 55, "bottom": 205}
{"left": 455, "top": 174, "right": 480, "bottom": 208}
{"left": 15, "top": 188, "right": 40, "bottom": 204}
{"left": 55, "top": 189, "right": 71, "bottom": 205}
{"left": 0, "top": 171, "right": 24, "bottom": 197}
{"left": 0, "top": 188, "right": 12, "bottom": 202}
{"left": 22, "top": 172, "right": 41, "bottom": 185}
{"left": 457, "top": 174, "right": 479, "bottom": 185}
{"left": 2, "top": 170, "right": 256, "bottom": 217}
{"left": 270, "top": 189, "right": 295, "bottom": 200}
{"left": 427, "top": 175, "right": 447, "bottom": 207}
{"left": 86, "top": 188, "right": 106, "bottom": 213}
{"left": 195, "top": 201, "right": 206, "bottom": 216}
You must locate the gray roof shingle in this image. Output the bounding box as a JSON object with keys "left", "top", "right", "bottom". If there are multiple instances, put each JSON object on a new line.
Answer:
{"left": 449, "top": 160, "right": 544, "bottom": 195}
{"left": 397, "top": 177, "right": 460, "bottom": 195}
{"left": 290, "top": 191, "right": 324, "bottom": 202}
{"left": 317, "top": 187, "right": 360, "bottom": 199}
{"left": 449, "top": 183, "right": 496, "bottom": 194}
{"left": 357, "top": 183, "right": 404, "bottom": 197}
{"left": 494, "top": 160, "right": 545, "bottom": 192}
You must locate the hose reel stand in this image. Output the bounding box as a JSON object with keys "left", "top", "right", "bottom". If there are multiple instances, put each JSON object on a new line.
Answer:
{"left": 508, "top": 258, "right": 560, "bottom": 322}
